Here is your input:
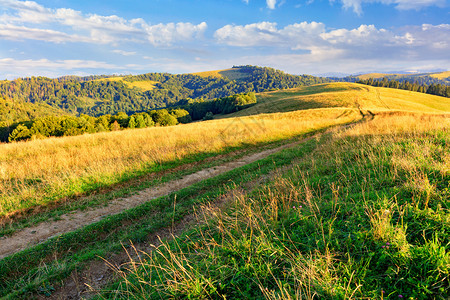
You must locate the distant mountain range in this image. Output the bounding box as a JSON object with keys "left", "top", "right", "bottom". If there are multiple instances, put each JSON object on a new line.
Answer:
{"left": 328, "top": 71, "right": 450, "bottom": 85}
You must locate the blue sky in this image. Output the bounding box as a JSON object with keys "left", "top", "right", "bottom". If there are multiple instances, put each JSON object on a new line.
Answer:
{"left": 0, "top": 0, "right": 448, "bottom": 79}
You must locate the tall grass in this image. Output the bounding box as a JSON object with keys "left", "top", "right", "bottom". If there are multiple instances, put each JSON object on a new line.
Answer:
{"left": 102, "top": 113, "right": 449, "bottom": 299}
{"left": 0, "top": 108, "right": 359, "bottom": 217}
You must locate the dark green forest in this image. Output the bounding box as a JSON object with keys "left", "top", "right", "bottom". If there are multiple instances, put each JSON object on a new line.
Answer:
{"left": 1, "top": 93, "right": 257, "bottom": 142}
{"left": 356, "top": 77, "right": 450, "bottom": 98}
{"left": 0, "top": 66, "right": 329, "bottom": 120}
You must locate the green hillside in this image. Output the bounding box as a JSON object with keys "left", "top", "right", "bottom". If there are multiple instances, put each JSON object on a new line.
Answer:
{"left": 0, "top": 66, "right": 330, "bottom": 118}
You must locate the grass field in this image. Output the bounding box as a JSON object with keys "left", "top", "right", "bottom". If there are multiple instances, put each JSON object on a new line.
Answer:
{"left": 430, "top": 71, "right": 450, "bottom": 80}
{"left": 1, "top": 82, "right": 449, "bottom": 299}
{"left": 191, "top": 67, "right": 250, "bottom": 80}
{"left": 223, "top": 82, "right": 450, "bottom": 118}
{"left": 99, "top": 112, "right": 450, "bottom": 299}
{"left": 0, "top": 106, "right": 359, "bottom": 218}
{"left": 95, "top": 77, "right": 158, "bottom": 91}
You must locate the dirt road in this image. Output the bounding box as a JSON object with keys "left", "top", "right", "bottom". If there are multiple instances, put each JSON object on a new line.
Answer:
{"left": 0, "top": 137, "right": 309, "bottom": 260}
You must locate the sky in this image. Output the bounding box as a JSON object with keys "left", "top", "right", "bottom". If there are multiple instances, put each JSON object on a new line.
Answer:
{"left": 0, "top": 0, "right": 449, "bottom": 79}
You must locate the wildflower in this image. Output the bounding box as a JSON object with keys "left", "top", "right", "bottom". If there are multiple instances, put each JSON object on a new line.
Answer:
{"left": 398, "top": 295, "right": 403, "bottom": 298}
{"left": 293, "top": 206, "right": 296, "bottom": 208}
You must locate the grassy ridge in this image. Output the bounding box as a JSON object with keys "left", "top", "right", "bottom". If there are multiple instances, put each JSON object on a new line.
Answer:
{"left": 99, "top": 113, "right": 450, "bottom": 299}
{"left": 191, "top": 68, "right": 251, "bottom": 80}
{"left": 225, "top": 83, "right": 450, "bottom": 118}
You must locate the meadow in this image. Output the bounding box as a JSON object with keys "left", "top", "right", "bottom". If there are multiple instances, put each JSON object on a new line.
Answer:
{"left": 99, "top": 112, "right": 450, "bottom": 299}
{"left": 0, "top": 82, "right": 449, "bottom": 299}
{"left": 0, "top": 106, "right": 359, "bottom": 219}
{"left": 227, "top": 82, "right": 450, "bottom": 118}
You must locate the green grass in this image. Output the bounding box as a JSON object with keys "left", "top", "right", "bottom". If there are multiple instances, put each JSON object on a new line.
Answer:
{"left": 0, "top": 130, "right": 322, "bottom": 299}
{"left": 0, "top": 132, "right": 309, "bottom": 237}
{"left": 96, "top": 114, "right": 450, "bottom": 299}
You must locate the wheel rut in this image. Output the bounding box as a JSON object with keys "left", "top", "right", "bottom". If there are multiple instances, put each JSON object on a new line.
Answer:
{"left": 0, "top": 137, "right": 308, "bottom": 260}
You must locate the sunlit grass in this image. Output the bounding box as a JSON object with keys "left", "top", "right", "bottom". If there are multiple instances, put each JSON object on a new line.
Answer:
{"left": 0, "top": 108, "right": 359, "bottom": 217}
{"left": 191, "top": 68, "right": 250, "bottom": 80}
{"left": 104, "top": 113, "right": 450, "bottom": 299}
{"left": 227, "top": 82, "right": 450, "bottom": 117}
{"left": 95, "top": 76, "right": 158, "bottom": 91}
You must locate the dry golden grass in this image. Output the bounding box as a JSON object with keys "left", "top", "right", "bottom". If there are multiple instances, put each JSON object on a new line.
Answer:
{"left": 429, "top": 71, "right": 450, "bottom": 80}
{"left": 191, "top": 68, "right": 250, "bottom": 80}
{"left": 95, "top": 77, "right": 158, "bottom": 91}
{"left": 191, "top": 70, "right": 227, "bottom": 78}
{"left": 0, "top": 108, "right": 360, "bottom": 216}
{"left": 124, "top": 80, "right": 158, "bottom": 91}
{"left": 225, "top": 83, "right": 450, "bottom": 118}
{"left": 357, "top": 73, "right": 393, "bottom": 80}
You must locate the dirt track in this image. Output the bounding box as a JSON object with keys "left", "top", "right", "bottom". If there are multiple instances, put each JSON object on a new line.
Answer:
{"left": 0, "top": 138, "right": 309, "bottom": 260}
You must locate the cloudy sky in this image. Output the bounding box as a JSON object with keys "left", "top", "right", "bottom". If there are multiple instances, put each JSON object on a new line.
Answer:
{"left": 0, "top": 0, "right": 449, "bottom": 79}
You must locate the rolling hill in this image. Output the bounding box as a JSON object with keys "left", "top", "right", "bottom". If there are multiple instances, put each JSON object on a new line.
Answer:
{"left": 222, "top": 82, "right": 450, "bottom": 118}
{"left": 0, "top": 79, "right": 449, "bottom": 299}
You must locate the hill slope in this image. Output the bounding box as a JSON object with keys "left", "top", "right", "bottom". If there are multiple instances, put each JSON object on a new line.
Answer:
{"left": 223, "top": 82, "right": 450, "bottom": 118}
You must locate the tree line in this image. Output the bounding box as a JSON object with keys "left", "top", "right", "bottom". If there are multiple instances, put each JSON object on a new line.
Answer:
{"left": 356, "top": 78, "right": 450, "bottom": 98}
{"left": 1, "top": 93, "right": 256, "bottom": 142}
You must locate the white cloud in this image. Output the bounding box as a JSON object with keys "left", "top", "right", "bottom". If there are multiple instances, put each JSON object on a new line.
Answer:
{"left": 0, "top": 0, "right": 207, "bottom": 46}
{"left": 0, "top": 24, "right": 92, "bottom": 43}
{"left": 112, "top": 50, "right": 137, "bottom": 56}
{"left": 267, "top": 0, "right": 277, "bottom": 9}
{"left": 0, "top": 57, "right": 120, "bottom": 78}
{"left": 338, "top": 0, "right": 446, "bottom": 14}
{"left": 215, "top": 22, "right": 450, "bottom": 61}
{"left": 214, "top": 22, "right": 279, "bottom": 46}
{"left": 143, "top": 22, "right": 207, "bottom": 46}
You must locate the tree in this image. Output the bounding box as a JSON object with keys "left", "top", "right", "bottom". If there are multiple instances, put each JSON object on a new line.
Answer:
{"left": 8, "top": 124, "right": 31, "bottom": 141}
{"left": 149, "top": 109, "right": 178, "bottom": 126}
{"left": 128, "top": 116, "right": 136, "bottom": 129}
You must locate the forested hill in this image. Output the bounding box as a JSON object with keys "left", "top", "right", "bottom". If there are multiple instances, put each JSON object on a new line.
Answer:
{"left": 0, "top": 66, "right": 330, "bottom": 120}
